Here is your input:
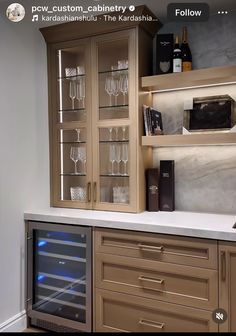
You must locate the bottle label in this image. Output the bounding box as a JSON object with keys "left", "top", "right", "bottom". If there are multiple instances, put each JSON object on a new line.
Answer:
{"left": 173, "top": 59, "right": 182, "bottom": 73}
{"left": 183, "top": 62, "right": 192, "bottom": 71}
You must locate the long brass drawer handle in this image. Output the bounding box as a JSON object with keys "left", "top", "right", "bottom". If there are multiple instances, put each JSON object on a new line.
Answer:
{"left": 139, "top": 318, "right": 165, "bottom": 329}
{"left": 221, "top": 251, "right": 226, "bottom": 281}
{"left": 93, "top": 182, "right": 97, "bottom": 202}
{"left": 138, "top": 243, "right": 164, "bottom": 253}
{"left": 87, "top": 182, "right": 91, "bottom": 202}
{"left": 138, "top": 275, "right": 164, "bottom": 285}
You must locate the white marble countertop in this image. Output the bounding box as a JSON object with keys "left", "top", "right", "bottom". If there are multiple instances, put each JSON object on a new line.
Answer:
{"left": 24, "top": 208, "right": 236, "bottom": 242}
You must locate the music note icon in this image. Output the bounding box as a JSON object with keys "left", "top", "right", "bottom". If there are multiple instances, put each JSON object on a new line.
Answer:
{"left": 32, "top": 14, "right": 38, "bottom": 22}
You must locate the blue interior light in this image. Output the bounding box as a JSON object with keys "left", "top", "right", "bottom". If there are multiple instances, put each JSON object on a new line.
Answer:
{"left": 38, "top": 240, "right": 47, "bottom": 247}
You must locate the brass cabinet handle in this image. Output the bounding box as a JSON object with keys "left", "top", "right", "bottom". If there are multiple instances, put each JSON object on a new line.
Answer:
{"left": 139, "top": 318, "right": 165, "bottom": 329}
{"left": 138, "top": 275, "right": 164, "bottom": 285}
{"left": 87, "top": 182, "right": 91, "bottom": 202}
{"left": 93, "top": 182, "right": 97, "bottom": 202}
{"left": 221, "top": 251, "right": 226, "bottom": 281}
{"left": 138, "top": 243, "right": 164, "bottom": 253}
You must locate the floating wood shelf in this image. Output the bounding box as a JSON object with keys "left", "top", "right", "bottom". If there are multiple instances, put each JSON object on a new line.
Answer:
{"left": 142, "top": 133, "right": 236, "bottom": 147}
{"left": 142, "top": 65, "right": 236, "bottom": 92}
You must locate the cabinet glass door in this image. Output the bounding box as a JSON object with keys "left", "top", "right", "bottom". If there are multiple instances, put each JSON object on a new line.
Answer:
{"left": 92, "top": 30, "right": 136, "bottom": 211}
{"left": 99, "top": 127, "right": 130, "bottom": 204}
{"left": 97, "top": 38, "right": 129, "bottom": 120}
{"left": 55, "top": 40, "right": 91, "bottom": 206}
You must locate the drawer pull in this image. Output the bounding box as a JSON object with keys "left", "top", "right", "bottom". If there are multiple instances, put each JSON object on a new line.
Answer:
{"left": 138, "top": 243, "right": 163, "bottom": 253}
{"left": 139, "top": 318, "right": 165, "bottom": 329}
{"left": 138, "top": 275, "right": 164, "bottom": 285}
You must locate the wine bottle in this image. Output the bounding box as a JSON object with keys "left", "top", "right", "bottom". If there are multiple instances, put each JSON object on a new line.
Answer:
{"left": 173, "top": 35, "right": 182, "bottom": 73}
{"left": 181, "top": 27, "right": 192, "bottom": 71}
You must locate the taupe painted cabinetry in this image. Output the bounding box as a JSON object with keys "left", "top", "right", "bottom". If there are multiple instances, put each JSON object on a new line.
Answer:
{"left": 94, "top": 228, "right": 219, "bottom": 332}
{"left": 40, "top": 6, "right": 161, "bottom": 213}
{"left": 219, "top": 242, "right": 236, "bottom": 332}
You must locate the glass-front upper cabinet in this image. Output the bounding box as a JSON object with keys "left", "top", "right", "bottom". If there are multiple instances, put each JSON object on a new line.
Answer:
{"left": 91, "top": 30, "right": 136, "bottom": 212}
{"left": 41, "top": 7, "right": 160, "bottom": 212}
{"left": 53, "top": 39, "right": 92, "bottom": 208}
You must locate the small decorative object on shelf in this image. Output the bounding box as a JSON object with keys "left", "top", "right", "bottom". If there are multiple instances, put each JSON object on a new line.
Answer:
{"left": 113, "top": 186, "right": 129, "bottom": 203}
{"left": 143, "top": 105, "right": 163, "bottom": 136}
{"left": 154, "top": 33, "right": 173, "bottom": 75}
{"left": 159, "top": 160, "right": 175, "bottom": 212}
{"left": 183, "top": 95, "right": 235, "bottom": 134}
{"left": 146, "top": 168, "right": 159, "bottom": 212}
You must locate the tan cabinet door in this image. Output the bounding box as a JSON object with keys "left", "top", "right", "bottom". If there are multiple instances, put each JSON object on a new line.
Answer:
{"left": 95, "top": 289, "right": 218, "bottom": 332}
{"left": 219, "top": 242, "right": 236, "bottom": 332}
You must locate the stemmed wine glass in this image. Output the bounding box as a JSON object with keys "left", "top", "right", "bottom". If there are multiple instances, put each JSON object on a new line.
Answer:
{"left": 108, "top": 127, "right": 113, "bottom": 141}
{"left": 119, "top": 73, "right": 128, "bottom": 105}
{"left": 75, "top": 128, "right": 81, "bottom": 142}
{"left": 69, "top": 80, "right": 76, "bottom": 110}
{"left": 79, "top": 147, "right": 86, "bottom": 174}
{"left": 121, "top": 143, "right": 129, "bottom": 175}
{"left": 109, "top": 144, "right": 116, "bottom": 175}
{"left": 115, "top": 144, "right": 121, "bottom": 175}
{"left": 105, "top": 77, "right": 113, "bottom": 106}
{"left": 70, "top": 147, "right": 80, "bottom": 174}
{"left": 122, "top": 126, "right": 126, "bottom": 141}
{"left": 76, "top": 77, "right": 85, "bottom": 108}
{"left": 111, "top": 77, "right": 120, "bottom": 106}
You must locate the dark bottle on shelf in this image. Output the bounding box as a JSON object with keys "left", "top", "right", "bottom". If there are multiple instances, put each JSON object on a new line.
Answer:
{"left": 181, "top": 26, "right": 192, "bottom": 72}
{"left": 173, "top": 35, "right": 182, "bottom": 73}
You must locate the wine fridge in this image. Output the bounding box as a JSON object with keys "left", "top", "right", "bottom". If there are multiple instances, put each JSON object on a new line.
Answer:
{"left": 26, "top": 221, "right": 92, "bottom": 332}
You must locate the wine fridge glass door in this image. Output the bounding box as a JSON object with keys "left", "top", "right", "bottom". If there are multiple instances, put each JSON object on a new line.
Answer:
{"left": 27, "top": 222, "right": 92, "bottom": 332}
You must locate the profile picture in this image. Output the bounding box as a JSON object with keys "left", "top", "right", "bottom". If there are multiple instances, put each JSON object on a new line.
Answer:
{"left": 6, "top": 3, "right": 25, "bottom": 22}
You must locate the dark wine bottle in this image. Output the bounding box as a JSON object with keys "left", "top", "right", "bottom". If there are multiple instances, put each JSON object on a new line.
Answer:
{"left": 181, "top": 27, "right": 192, "bottom": 71}
{"left": 173, "top": 35, "right": 182, "bottom": 73}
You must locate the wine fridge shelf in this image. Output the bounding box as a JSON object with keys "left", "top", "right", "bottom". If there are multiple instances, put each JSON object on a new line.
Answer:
{"left": 38, "top": 251, "right": 86, "bottom": 263}
{"left": 37, "top": 295, "right": 86, "bottom": 310}
{"left": 38, "top": 272, "right": 86, "bottom": 284}
{"left": 38, "top": 283, "right": 86, "bottom": 298}
{"left": 38, "top": 238, "right": 86, "bottom": 248}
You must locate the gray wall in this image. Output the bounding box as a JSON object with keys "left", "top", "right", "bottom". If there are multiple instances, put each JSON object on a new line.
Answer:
{"left": 158, "top": 11, "right": 236, "bottom": 69}
{"left": 0, "top": 0, "right": 49, "bottom": 329}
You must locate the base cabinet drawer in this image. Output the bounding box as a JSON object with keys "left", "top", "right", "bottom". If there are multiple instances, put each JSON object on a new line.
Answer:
{"left": 95, "top": 228, "right": 217, "bottom": 269}
{"left": 95, "top": 289, "right": 218, "bottom": 332}
{"left": 95, "top": 253, "right": 218, "bottom": 310}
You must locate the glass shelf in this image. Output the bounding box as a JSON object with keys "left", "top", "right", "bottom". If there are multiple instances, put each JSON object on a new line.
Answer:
{"left": 98, "top": 68, "right": 128, "bottom": 75}
{"left": 59, "top": 108, "right": 86, "bottom": 113}
{"left": 99, "top": 104, "right": 128, "bottom": 109}
{"left": 60, "top": 173, "right": 86, "bottom": 176}
{"left": 60, "top": 141, "right": 86, "bottom": 144}
{"left": 58, "top": 74, "right": 85, "bottom": 80}
{"left": 99, "top": 140, "right": 129, "bottom": 143}
{"left": 100, "top": 174, "right": 129, "bottom": 178}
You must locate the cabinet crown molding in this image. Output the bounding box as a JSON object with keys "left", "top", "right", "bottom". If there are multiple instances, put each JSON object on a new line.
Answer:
{"left": 40, "top": 5, "right": 162, "bottom": 43}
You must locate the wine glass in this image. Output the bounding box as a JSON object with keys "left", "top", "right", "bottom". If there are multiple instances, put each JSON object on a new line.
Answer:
{"left": 105, "top": 77, "right": 113, "bottom": 106}
{"left": 76, "top": 77, "right": 85, "bottom": 108}
{"left": 122, "top": 126, "right": 126, "bottom": 141}
{"left": 75, "top": 128, "right": 81, "bottom": 142}
{"left": 109, "top": 144, "right": 116, "bottom": 175}
{"left": 115, "top": 144, "right": 121, "bottom": 175}
{"left": 111, "top": 78, "right": 120, "bottom": 106}
{"left": 79, "top": 147, "right": 86, "bottom": 174}
{"left": 119, "top": 73, "right": 128, "bottom": 105}
{"left": 115, "top": 127, "right": 119, "bottom": 141}
{"left": 70, "top": 147, "right": 80, "bottom": 174}
{"left": 69, "top": 80, "right": 76, "bottom": 110}
{"left": 108, "top": 127, "right": 113, "bottom": 141}
{"left": 121, "top": 143, "right": 128, "bottom": 175}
